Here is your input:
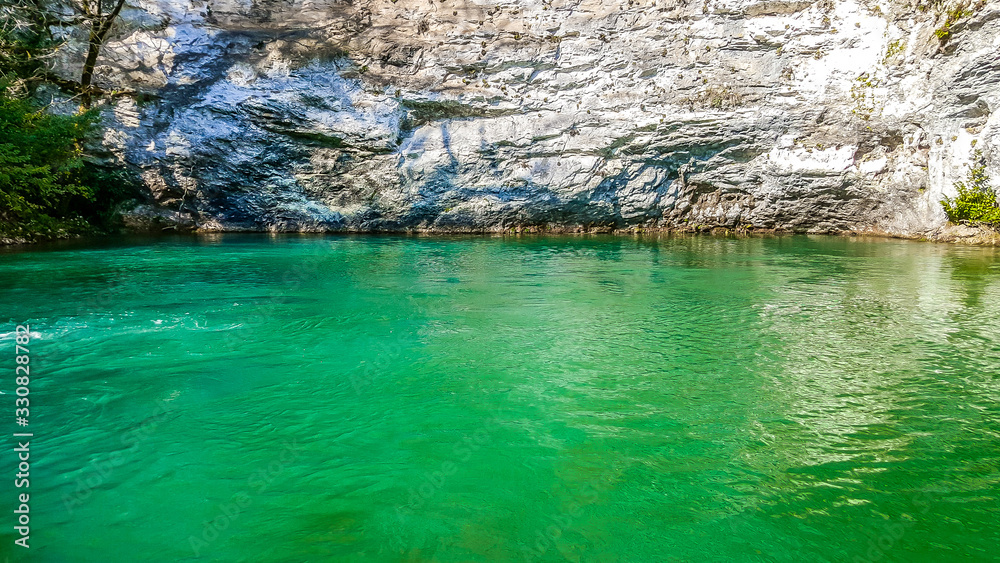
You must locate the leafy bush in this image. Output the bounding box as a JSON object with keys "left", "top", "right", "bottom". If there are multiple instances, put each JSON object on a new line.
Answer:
{"left": 0, "top": 87, "right": 135, "bottom": 240}
{"left": 940, "top": 150, "right": 1000, "bottom": 226}
{"left": 1, "top": 0, "right": 141, "bottom": 242}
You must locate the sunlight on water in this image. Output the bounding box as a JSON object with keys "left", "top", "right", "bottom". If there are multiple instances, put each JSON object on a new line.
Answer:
{"left": 0, "top": 234, "right": 998, "bottom": 562}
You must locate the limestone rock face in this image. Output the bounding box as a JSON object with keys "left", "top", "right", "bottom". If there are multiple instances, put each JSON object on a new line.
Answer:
{"left": 52, "top": 0, "right": 1000, "bottom": 234}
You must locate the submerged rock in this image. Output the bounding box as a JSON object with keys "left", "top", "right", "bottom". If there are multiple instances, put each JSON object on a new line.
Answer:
{"left": 50, "top": 0, "right": 1000, "bottom": 236}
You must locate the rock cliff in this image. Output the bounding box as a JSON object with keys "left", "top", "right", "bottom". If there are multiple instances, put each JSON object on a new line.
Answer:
{"left": 47, "top": 0, "right": 1000, "bottom": 235}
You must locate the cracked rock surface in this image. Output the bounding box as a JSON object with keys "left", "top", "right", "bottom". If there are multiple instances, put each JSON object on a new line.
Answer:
{"left": 49, "top": 0, "right": 1000, "bottom": 234}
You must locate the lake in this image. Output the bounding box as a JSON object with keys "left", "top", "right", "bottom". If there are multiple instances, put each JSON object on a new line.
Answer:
{"left": 1, "top": 234, "right": 998, "bottom": 561}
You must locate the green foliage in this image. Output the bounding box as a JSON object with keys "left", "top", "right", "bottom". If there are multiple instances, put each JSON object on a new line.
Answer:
{"left": 682, "top": 85, "right": 745, "bottom": 111}
{"left": 941, "top": 151, "right": 1000, "bottom": 226}
{"left": 917, "top": 0, "right": 950, "bottom": 11}
{"left": 0, "top": 87, "right": 137, "bottom": 240}
{"left": 882, "top": 39, "right": 905, "bottom": 64}
{"left": 0, "top": 0, "right": 57, "bottom": 94}
{"left": 74, "top": 164, "right": 145, "bottom": 228}
{"left": 0, "top": 2, "right": 101, "bottom": 239}
{"left": 0, "top": 1, "right": 141, "bottom": 242}
{"left": 0, "top": 89, "right": 93, "bottom": 238}
{"left": 928, "top": 0, "right": 983, "bottom": 44}
{"left": 850, "top": 72, "right": 881, "bottom": 122}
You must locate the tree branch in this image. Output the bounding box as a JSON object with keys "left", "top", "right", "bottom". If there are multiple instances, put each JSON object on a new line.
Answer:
{"left": 41, "top": 71, "right": 156, "bottom": 103}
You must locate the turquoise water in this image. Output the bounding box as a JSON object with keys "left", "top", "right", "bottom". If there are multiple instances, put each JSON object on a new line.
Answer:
{"left": 1, "top": 234, "right": 999, "bottom": 562}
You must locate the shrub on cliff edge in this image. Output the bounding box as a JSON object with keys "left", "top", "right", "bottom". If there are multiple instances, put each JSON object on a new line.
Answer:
{"left": 0, "top": 89, "right": 100, "bottom": 238}
{"left": 941, "top": 150, "right": 1000, "bottom": 226}
{"left": 1, "top": 0, "right": 140, "bottom": 242}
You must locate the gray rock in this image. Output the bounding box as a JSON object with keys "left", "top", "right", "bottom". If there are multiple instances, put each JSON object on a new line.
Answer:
{"left": 49, "top": 0, "right": 1000, "bottom": 236}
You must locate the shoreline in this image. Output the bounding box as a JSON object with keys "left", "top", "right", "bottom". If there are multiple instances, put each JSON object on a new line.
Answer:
{"left": 4, "top": 222, "right": 1000, "bottom": 250}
